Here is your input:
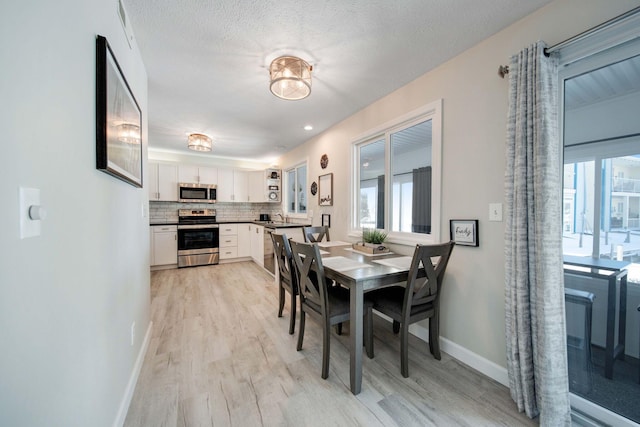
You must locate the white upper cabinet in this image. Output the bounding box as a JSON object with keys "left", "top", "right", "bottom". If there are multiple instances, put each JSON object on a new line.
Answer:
{"left": 217, "top": 168, "right": 235, "bottom": 202}
{"left": 217, "top": 168, "right": 251, "bottom": 202}
{"left": 234, "top": 170, "right": 249, "bottom": 202}
{"left": 149, "top": 161, "right": 178, "bottom": 201}
{"left": 248, "top": 170, "right": 266, "bottom": 202}
{"left": 178, "top": 165, "right": 218, "bottom": 184}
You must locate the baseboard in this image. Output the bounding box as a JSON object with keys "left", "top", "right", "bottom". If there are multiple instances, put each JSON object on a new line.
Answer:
{"left": 112, "top": 321, "right": 153, "bottom": 427}
{"left": 375, "top": 313, "right": 509, "bottom": 387}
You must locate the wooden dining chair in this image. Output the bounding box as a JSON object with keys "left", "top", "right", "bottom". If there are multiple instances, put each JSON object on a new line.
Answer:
{"left": 303, "top": 226, "right": 330, "bottom": 243}
{"left": 290, "top": 240, "right": 373, "bottom": 379}
{"left": 271, "top": 232, "right": 298, "bottom": 335}
{"left": 365, "top": 241, "right": 455, "bottom": 377}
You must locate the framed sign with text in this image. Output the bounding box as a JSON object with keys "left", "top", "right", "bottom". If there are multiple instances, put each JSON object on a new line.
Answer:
{"left": 449, "top": 219, "right": 478, "bottom": 247}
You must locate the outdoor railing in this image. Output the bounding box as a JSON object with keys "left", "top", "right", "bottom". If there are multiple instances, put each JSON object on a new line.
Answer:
{"left": 612, "top": 177, "right": 640, "bottom": 193}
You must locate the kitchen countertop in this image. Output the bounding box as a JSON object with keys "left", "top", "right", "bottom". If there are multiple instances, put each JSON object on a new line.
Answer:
{"left": 151, "top": 220, "right": 311, "bottom": 228}
{"left": 258, "top": 222, "right": 311, "bottom": 229}
{"left": 217, "top": 220, "right": 311, "bottom": 229}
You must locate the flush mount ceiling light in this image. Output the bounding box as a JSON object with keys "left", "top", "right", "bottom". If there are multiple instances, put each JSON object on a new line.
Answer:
{"left": 187, "top": 133, "right": 212, "bottom": 152}
{"left": 269, "top": 56, "right": 312, "bottom": 101}
{"left": 116, "top": 123, "right": 140, "bottom": 144}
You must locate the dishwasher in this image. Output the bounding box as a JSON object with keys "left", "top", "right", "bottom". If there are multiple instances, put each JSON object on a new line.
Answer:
{"left": 264, "top": 227, "right": 275, "bottom": 275}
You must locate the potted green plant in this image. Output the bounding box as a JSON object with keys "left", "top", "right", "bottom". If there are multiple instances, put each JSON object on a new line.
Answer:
{"left": 363, "top": 228, "right": 387, "bottom": 245}
{"left": 353, "top": 228, "right": 389, "bottom": 254}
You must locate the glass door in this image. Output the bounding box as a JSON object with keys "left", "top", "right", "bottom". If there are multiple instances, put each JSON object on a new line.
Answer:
{"left": 561, "top": 43, "right": 640, "bottom": 424}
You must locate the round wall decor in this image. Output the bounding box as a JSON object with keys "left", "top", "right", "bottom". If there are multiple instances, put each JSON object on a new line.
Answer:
{"left": 310, "top": 181, "right": 318, "bottom": 195}
{"left": 320, "top": 154, "right": 329, "bottom": 169}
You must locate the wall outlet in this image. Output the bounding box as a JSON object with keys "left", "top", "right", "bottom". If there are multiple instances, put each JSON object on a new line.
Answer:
{"left": 130, "top": 322, "right": 136, "bottom": 346}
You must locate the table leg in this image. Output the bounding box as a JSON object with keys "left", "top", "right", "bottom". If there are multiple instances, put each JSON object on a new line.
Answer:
{"left": 350, "top": 285, "right": 363, "bottom": 394}
{"left": 605, "top": 274, "right": 616, "bottom": 379}
{"left": 618, "top": 274, "right": 627, "bottom": 361}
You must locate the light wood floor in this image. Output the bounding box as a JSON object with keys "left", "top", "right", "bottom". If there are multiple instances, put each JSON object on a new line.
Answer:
{"left": 125, "top": 262, "right": 537, "bottom": 427}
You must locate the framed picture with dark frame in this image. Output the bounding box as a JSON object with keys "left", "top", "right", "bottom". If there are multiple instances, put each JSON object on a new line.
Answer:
{"left": 318, "top": 173, "right": 333, "bottom": 206}
{"left": 96, "top": 35, "right": 143, "bottom": 188}
{"left": 450, "top": 219, "right": 479, "bottom": 247}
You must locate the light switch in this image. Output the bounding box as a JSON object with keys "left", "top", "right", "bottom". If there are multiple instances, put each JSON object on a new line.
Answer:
{"left": 489, "top": 203, "right": 502, "bottom": 222}
{"left": 20, "top": 187, "right": 44, "bottom": 239}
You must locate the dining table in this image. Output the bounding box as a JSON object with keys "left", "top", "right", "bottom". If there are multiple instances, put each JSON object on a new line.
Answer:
{"left": 314, "top": 241, "right": 415, "bottom": 395}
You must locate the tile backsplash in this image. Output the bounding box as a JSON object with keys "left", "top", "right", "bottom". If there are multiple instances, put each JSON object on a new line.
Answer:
{"left": 150, "top": 201, "right": 289, "bottom": 223}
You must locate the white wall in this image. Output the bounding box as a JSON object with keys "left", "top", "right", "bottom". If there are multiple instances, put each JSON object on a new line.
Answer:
{"left": 0, "top": 1, "right": 150, "bottom": 425}
{"left": 276, "top": 0, "right": 639, "bottom": 369}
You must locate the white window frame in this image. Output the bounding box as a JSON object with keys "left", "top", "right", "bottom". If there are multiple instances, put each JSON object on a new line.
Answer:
{"left": 349, "top": 99, "right": 443, "bottom": 246}
{"left": 283, "top": 159, "right": 308, "bottom": 218}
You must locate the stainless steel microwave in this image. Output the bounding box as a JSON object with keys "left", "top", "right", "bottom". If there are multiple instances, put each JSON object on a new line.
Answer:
{"left": 178, "top": 183, "right": 217, "bottom": 203}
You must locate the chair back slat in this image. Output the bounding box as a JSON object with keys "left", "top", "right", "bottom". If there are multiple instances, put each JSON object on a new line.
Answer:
{"left": 271, "top": 232, "right": 297, "bottom": 292}
{"left": 303, "top": 226, "right": 330, "bottom": 243}
{"left": 290, "top": 240, "right": 328, "bottom": 314}
{"left": 405, "top": 242, "right": 455, "bottom": 309}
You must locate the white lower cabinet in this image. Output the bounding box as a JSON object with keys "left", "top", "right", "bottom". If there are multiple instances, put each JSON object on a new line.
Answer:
{"left": 237, "top": 223, "right": 252, "bottom": 258}
{"left": 219, "top": 224, "right": 239, "bottom": 260}
{"left": 250, "top": 224, "right": 264, "bottom": 266}
{"left": 219, "top": 223, "right": 252, "bottom": 260}
{"left": 151, "top": 225, "right": 177, "bottom": 267}
{"left": 219, "top": 223, "right": 263, "bottom": 266}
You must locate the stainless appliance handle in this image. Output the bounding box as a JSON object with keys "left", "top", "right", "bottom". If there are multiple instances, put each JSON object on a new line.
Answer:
{"left": 177, "top": 224, "right": 219, "bottom": 230}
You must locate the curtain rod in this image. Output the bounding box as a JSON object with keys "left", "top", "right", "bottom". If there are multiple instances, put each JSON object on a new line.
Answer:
{"left": 498, "top": 5, "right": 640, "bottom": 78}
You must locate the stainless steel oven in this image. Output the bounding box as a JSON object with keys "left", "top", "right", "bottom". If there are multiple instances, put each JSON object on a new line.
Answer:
{"left": 177, "top": 209, "right": 219, "bottom": 267}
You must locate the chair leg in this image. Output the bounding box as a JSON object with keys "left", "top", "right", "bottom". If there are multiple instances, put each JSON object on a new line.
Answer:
{"left": 297, "top": 310, "right": 306, "bottom": 351}
{"left": 288, "top": 291, "right": 296, "bottom": 335}
{"left": 322, "top": 319, "right": 331, "bottom": 379}
{"left": 278, "top": 284, "right": 285, "bottom": 318}
{"left": 365, "top": 307, "right": 374, "bottom": 359}
{"left": 392, "top": 320, "right": 400, "bottom": 334}
{"left": 429, "top": 315, "right": 441, "bottom": 360}
{"left": 400, "top": 321, "right": 410, "bottom": 378}
{"left": 336, "top": 323, "right": 343, "bottom": 335}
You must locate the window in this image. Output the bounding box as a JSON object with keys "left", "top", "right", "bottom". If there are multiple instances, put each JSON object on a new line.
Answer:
{"left": 285, "top": 162, "right": 307, "bottom": 215}
{"left": 352, "top": 100, "right": 442, "bottom": 243}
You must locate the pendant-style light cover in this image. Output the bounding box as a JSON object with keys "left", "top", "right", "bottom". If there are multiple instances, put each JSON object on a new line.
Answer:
{"left": 269, "top": 56, "right": 312, "bottom": 100}
{"left": 116, "top": 123, "right": 141, "bottom": 144}
{"left": 187, "top": 133, "right": 212, "bottom": 152}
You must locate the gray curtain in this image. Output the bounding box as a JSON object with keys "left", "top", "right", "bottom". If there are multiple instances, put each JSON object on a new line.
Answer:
{"left": 412, "top": 167, "right": 431, "bottom": 233}
{"left": 504, "top": 41, "right": 570, "bottom": 425}
{"left": 376, "top": 175, "right": 385, "bottom": 229}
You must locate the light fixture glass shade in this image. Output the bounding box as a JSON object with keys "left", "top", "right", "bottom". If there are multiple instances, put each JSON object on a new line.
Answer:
{"left": 187, "top": 133, "right": 212, "bottom": 152}
{"left": 116, "top": 123, "right": 141, "bottom": 144}
{"left": 269, "top": 56, "right": 312, "bottom": 100}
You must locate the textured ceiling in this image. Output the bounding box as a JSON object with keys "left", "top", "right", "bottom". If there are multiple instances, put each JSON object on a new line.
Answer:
{"left": 125, "top": 0, "right": 553, "bottom": 162}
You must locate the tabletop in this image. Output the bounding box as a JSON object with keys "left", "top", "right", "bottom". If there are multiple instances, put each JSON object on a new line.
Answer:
{"left": 316, "top": 242, "right": 413, "bottom": 291}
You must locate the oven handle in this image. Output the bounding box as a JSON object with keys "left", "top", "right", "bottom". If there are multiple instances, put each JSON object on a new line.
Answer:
{"left": 177, "top": 224, "right": 220, "bottom": 230}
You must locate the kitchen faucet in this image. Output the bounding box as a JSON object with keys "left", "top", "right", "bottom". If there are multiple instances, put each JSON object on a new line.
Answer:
{"left": 275, "top": 213, "right": 284, "bottom": 222}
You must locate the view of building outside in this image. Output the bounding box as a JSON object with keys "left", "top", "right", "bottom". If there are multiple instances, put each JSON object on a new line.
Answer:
{"left": 563, "top": 156, "right": 640, "bottom": 276}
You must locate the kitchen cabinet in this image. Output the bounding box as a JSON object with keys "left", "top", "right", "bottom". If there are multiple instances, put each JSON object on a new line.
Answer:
{"left": 248, "top": 170, "right": 266, "bottom": 202}
{"left": 216, "top": 168, "right": 234, "bottom": 202}
{"left": 178, "top": 165, "right": 217, "bottom": 184}
{"left": 219, "top": 223, "right": 252, "bottom": 260}
{"left": 219, "top": 223, "right": 239, "bottom": 260}
{"left": 237, "top": 223, "right": 252, "bottom": 258}
{"left": 249, "top": 223, "right": 264, "bottom": 266}
{"left": 217, "top": 168, "right": 250, "bottom": 202}
{"left": 148, "top": 162, "right": 178, "bottom": 201}
{"left": 234, "top": 170, "right": 249, "bottom": 202}
{"left": 151, "top": 225, "right": 177, "bottom": 267}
